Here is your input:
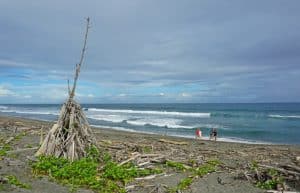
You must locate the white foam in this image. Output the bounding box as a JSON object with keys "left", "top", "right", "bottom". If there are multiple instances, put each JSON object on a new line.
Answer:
{"left": 0, "top": 109, "right": 59, "bottom": 115}
{"left": 88, "top": 108, "right": 210, "bottom": 118}
{"left": 91, "top": 124, "right": 268, "bottom": 144}
{"left": 168, "top": 134, "right": 268, "bottom": 144}
{"left": 88, "top": 114, "right": 127, "bottom": 123}
{"left": 90, "top": 124, "right": 137, "bottom": 133}
{"left": 127, "top": 118, "right": 192, "bottom": 129}
{"left": 0, "top": 105, "right": 8, "bottom": 110}
{"left": 269, "top": 114, "right": 300, "bottom": 119}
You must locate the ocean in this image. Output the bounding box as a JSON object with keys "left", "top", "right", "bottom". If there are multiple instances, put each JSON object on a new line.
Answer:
{"left": 0, "top": 103, "right": 299, "bottom": 144}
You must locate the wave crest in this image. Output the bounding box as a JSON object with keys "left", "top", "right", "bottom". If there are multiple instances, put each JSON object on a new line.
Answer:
{"left": 268, "top": 114, "right": 300, "bottom": 119}
{"left": 88, "top": 108, "right": 210, "bottom": 118}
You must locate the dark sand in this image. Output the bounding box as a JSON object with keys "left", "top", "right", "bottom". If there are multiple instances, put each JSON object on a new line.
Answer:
{"left": 0, "top": 116, "right": 299, "bottom": 193}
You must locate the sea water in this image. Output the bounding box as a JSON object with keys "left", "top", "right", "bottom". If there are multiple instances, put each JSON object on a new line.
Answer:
{"left": 0, "top": 103, "right": 299, "bottom": 144}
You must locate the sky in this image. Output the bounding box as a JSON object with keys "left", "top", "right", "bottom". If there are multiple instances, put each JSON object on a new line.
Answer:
{"left": 0, "top": 0, "right": 300, "bottom": 104}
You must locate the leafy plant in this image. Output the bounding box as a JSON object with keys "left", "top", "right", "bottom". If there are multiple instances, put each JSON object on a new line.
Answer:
{"left": 0, "top": 144, "right": 11, "bottom": 157}
{"left": 168, "top": 159, "right": 221, "bottom": 192}
{"left": 32, "top": 148, "right": 162, "bottom": 193}
{"left": 166, "top": 160, "right": 187, "bottom": 171}
{"left": 6, "top": 175, "right": 31, "bottom": 189}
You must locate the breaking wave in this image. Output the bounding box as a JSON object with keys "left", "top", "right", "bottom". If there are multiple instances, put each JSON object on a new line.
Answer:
{"left": 268, "top": 114, "right": 300, "bottom": 119}
{"left": 88, "top": 108, "right": 210, "bottom": 118}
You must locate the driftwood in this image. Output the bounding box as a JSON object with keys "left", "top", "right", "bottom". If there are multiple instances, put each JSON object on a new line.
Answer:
{"left": 258, "top": 164, "right": 300, "bottom": 177}
{"left": 7, "top": 147, "right": 38, "bottom": 154}
{"left": 279, "top": 164, "right": 300, "bottom": 173}
{"left": 159, "top": 139, "right": 188, "bottom": 145}
{"left": 266, "top": 191, "right": 299, "bottom": 193}
{"left": 5, "top": 137, "right": 14, "bottom": 144}
{"left": 35, "top": 18, "right": 98, "bottom": 161}
{"left": 134, "top": 173, "right": 165, "bottom": 181}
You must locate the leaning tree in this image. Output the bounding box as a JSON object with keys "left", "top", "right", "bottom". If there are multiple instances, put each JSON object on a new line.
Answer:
{"left": 35, "top": 18, "right": 98, "bottom": 161}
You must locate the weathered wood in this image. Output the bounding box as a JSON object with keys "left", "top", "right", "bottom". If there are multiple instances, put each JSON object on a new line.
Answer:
{"left": 118, "top": 153, "right": 140, "bottom": 166}
{"left": 159, "top": 139, "right": 188, "bottom": 145}
{"left": 35, "top": 18, "right": 98, "bottom": 161}
{"left": 70, "top": 17, "right": 90, "bottom": 99}
{"left": 258, "top": 164, "right": 300, "bottom": 176}
{"left": 134, "top": 173, "right": 165, "bottom": 181}
{"left": 5, "top": 137, "right": 14, "bottom": 144}
{"left": 7, "top": 147, "right": 38, "bottom": 154}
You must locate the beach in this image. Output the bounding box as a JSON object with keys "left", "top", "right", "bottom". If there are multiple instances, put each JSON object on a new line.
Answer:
{"left": 0, "top": 115, "right": 299, "bottom": 193}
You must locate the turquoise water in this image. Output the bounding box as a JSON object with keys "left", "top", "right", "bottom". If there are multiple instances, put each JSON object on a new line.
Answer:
{"left": 0, "top": 103, "right": 299, "bottom": 144}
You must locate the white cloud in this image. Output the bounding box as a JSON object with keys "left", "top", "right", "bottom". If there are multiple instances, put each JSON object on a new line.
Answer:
{"left": 0, "top": 86, "right": 15, "bottom": 97}
{"left": 119, "top": 93, "right": 127, "bottom": 97}
{"left": 141, "top": 60, "right": 168, "bottom": 65}
{"left": 24, "top": 95, "right": 32, "bottom": 98}
{"left": 159, "top": 93, "right": 165, "bottom": 96}
{"left": 0, "top": 59, "right": 29, "bottom": 67}
{"left": 181, "top": 92, "right": 191, "bottom": 97}
{"left": 87, "top": 94, "right": 94, "bottom": 98}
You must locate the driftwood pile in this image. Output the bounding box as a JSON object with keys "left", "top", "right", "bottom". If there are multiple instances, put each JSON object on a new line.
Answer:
{"left": 98, "top": 139, "right": 201, "bottom": 170}
{"left": 242, "top": 162, "right": 300, "bottom": 192}
{"left": 35, "top": 18, "right": 97, "bottom": 161}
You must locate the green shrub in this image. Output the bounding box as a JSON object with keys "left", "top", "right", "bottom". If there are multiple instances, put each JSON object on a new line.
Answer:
{"left": 6, "top": 175, "right": 31, "bottom": 189}
{"left": 166, "top": 161, "right": 187, "bottom": 171}
{"left": 32, "top": 148, "right": 162, "bottom": 193}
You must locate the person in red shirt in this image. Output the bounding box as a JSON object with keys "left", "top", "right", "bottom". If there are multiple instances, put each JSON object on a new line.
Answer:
{"left": 195, "top": 128, "right": 202, "bottom": 139}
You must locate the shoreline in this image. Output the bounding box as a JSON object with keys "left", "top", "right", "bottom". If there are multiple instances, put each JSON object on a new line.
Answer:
{"left": 0, "top": 115, "right": 285, "bottom": 145}
{"left": 0, "top": 115, "right": 298, "bottom": 147}
{"left": 1, "top": 115, "right": 300, "bottom": 193}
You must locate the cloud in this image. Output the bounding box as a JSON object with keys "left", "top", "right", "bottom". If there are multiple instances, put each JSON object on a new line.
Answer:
{"left": 0, "top": 59, "right": 30, "bottom": 67}
{"left": 0, "top": 85, "right": 15, "bottom": 97}
{"left": 0, "top": 0, "right": 300, "bottom": 103}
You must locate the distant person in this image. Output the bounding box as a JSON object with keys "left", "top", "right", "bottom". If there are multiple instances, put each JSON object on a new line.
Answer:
{"left": 195, "top": 128, "right": 202, "bottom": 139}
{"left": 210, "top": 128, "right": 217, "bottom": 141}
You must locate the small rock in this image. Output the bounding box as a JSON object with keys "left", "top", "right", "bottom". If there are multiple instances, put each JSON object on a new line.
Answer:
{"left": 296, "top": 156, "right": 300, "bottom": 161}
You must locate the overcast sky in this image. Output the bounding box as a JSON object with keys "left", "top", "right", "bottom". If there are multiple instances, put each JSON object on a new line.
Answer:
{"left": 0, "top": 0, "right": 299, "bottom": 104}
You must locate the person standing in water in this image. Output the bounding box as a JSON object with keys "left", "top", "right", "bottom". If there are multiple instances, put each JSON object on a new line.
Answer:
{"left": 210, "top": 128, "right": 217, "bottom": 141}
{"left": 195, "top": 128, "right": 202, "bottom": 139}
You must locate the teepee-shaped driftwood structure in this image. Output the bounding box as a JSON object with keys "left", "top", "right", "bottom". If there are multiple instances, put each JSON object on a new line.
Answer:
{"left": 36, "top": 18, "right": 97, "bottom": 161}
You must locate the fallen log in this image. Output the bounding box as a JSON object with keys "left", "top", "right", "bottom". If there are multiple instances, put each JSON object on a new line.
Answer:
{"left": 279, "top": 164, "right": 300, "bottom": 173}
{"left": 159, "top": 139, "right": 188, "bottom": 145}
{"left": 98, "top": 143, "right": 123, "bottom": 150}
{"left": 118, "top": 153, "right": 140, "bottom": 166}
{"left": 258, "top": 164, "right": 300, "bottom": 176}
{"left": 7, "top": 147, "right": 38, "bottom": 154}
{"left": 5, "top": 137, "right": 14, "bottom": 144}
{"left": 134, "top": 173, "right": 165, "bottom": 181}
{"left": 266, "top": 191, "right": 299, "bottom": 193}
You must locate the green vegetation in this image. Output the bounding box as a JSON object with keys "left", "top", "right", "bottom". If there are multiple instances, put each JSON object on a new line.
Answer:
{"left": 32, "top": 147, "right": 163, "bottom": 193}
{"left": 14, "top": 132, "right": 26, "bottom": 141}
{"left": 168, "top": 159, "right": 221, "bottom": 192}
{"left": 194, "top": 159, "right": 221, "bottom": 177}
{"left": 256, "top": 168, "right": 283, "bottom": 190}
{"left": 142, "top": 146, "right": 152, "bottom": 153}
{"left": 25, "top": 144, "right": 33, "bottom": 148}
{"left": 6, "top": 175, "right": 31, "bottom": 189}
{"left": 0, "top": 144, "right": 11, "bottom": 158}
{"left": 166, "top": 160, "right": 187, "bottom": 171}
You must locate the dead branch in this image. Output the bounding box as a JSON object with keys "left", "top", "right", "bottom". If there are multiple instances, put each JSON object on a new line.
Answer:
{"left": 258, "top": 164, "right": 300, "bottom": 176}
{"left": 159, "top": 139, "right": 188, "bottom": 145}
{"left": 35, "top": 18, "right": 98, "bottom": 161}
{"left": 7, "top": 147, "right": 38, "bottom": 154}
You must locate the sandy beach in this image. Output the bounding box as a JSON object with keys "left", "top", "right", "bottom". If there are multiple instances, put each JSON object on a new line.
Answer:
{"left": 0, "top": 115, "right": 300, "bottom": 193}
